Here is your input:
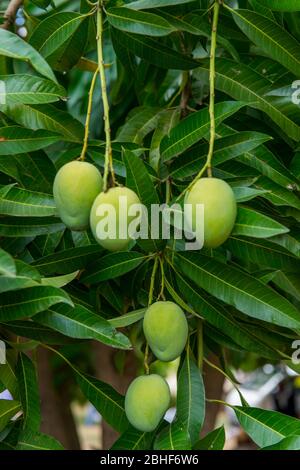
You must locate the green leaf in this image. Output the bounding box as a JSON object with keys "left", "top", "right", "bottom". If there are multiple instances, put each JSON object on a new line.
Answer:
{"left": 107, "top": 8, "right": 175, "bottom": 36}
{"left": 232, "top": 186, "right": 269, "bottom": 203}
{"left": 175, "top": 271, "right": 280, "bottom": 360}
{"left": 229, "top": 9, "right": 300, "bottom": 77}
{"left": 29, "top": 12, "right": 88, "bottom": 71}
{"left": 0, "top": 75, "right": 66, "bottom": 105}
{"left": 256, "top": 0, "right": 300, "bottom": 12}
{"left": 193, "top": 426, "right": 226, "bottom": 450}
{"left": 154, "top": 421, "right": 191, "bottom": 450}
{"left": 34, "top": 304, "right": 131, "bottom": 349}
{"left": 233, "top": 406, "right": 300, "bottom": 448}
{"left": 177, "top": 353, "right": 205, "bottom": 444}
{"left": 175, "top": 251, "right": 300, "bottom": 329}
{"left": 16, "top": 430, "right": 63, "bottom": 450}
{"left": 0, "top": 186, "right": 56, "bottom": 217}
{"left": 197, "top": 58, "right": 300, "bottom": 141}
{"left": 0, "top": 127, "right": 61, "bottom": 155}
{"left": 0, "top": 217, "right": 65, "bottom": 238}
{"left": 111, "top": 425, "right": 155, "bottom": 450}
{"left": 116, "top": 107, "right": 162, "bottom": 144}
{"left": 123, "top": 148, "right": 163, "bottom": 252}
{"left": 1, "top": 104, "right": 84, "bottom": 142}
{"left": 16, "top": 353, "right": 40, "bottom": 433}
{"left": 170, "top": 131, "right": 271, "bottom": 179}
{"left": 111, "top": 28, "right": 199, "bottom": 70}
{"left": 0, "top": 400, "right": 21, "bottom": 433}
{"left": 233, "top": 207, "right": 289, "bottom": 238}
{"left": 109, "top": 308, "right": 146, "bottom": 328}
{"left": 74, "top": 370, "right": 128, "bottom": 433}
{"left": 0, "top": 248, "right": 16, "bottom": 277}
{"left": 127, "top": 0, "right": 196, "bottom": 8}
{"left": 82, "top": 252, "right": 146, "bottom": 284}
{"left": 225, "top": 236, "right": 300, "bottom": 273}
{"left": 0, "top": 286, "right": 73, "bottom": 322}
{"left": 0, "top": 29, "right": 56, "bottom": 82}
{"left": 32, "top": 245, "right": 104, "bottom": 275}
{"left": 2, "top": 321, "right": 75, "bottom": 345}
{"left": 161, "top": 101, "right": 244, "bottom": 161}
{"left": 262, "top": 436, "right": 300, "bottom": 450}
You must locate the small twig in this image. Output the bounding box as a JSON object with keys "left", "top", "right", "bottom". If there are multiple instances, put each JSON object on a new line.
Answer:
{"left": 79, "top": 67, "right": 99, "bottom": 161}
{"left": 1, "top": 0, "right": 23, "bottom": 30}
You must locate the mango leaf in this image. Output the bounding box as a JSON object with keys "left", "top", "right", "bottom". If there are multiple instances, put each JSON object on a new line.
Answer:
{"left": 0, "top": 127, "right": 61, "bottom": 155}
{"left": 109, "top": 308, "right": 146, "bottom": 328}
{"left": 1, "top": 104, "right": 84, "bottom": 142}
{"left": 229, "top": 9, "right": 300, "bottom": 77}
{"left": 0, "top": 186, "right": 56, "bottom": 217}
{"left": 0, "top": 400, "right": 21, "bottom": 433}
{"left": 0, "top": 286, "right": 73, "bottom": 322}
{"left": 111, "top": 425, "right": 155, "bottom": 450}
{"left": 29, "top": 12, "right": 88, "bottom": 71}
{"left": 170, "top": 131, "right": 271, "bottom": 179}
{"left": 107, "top": 8, "right": 175, "bottom": 36}
{"left": 0, "top": 217, "right": 65, "bottom": 238}
{"left": 154, "top": 421, "right": 191, "bottom": 450}
{"left": 2, "top": 321, "right": 75, "bottom": 345}
{"left": 175, "top": 271, "right": 281, "bottom": 360}
{"left": 233, "top": 406, "right": 300, "bottom": 448}
{"left": 258, "top": 0, "right": 300, "bottom": 10}
{"left": 0, "top": 29, "right": 56, "bottom": 82}
{"left": 225, "top": 236, "right": 300, "bottom": 273}
{"left": 0, "top": 75, "right": 66, "bottom": 105}
{"left": 262, "top": 436, "right": 300, "bottom": 450}
{"left": 177, "top": 353, "right": 205, "bottom": 444}
{"left": 32, "top": 245, "right": 103, "bottom": 275}
{"left": 0, "top": 248, "right": 16, "bottom": 277}
{"left": 233, "top": 207, "right": 289, "bottom": 238}
{"left": 16, "top": 430, "right": 63, "bottom": 450}
{"left": 16, "top": 353, "right": 40, "bottom": 433}
{"left": 116, "top": 107, "right": 162, "bottom": 144}
{"left": 175, "top": 251, "right": 300, "bottom": 329}
{"left": 82, "top": 252, "right": 146, "bottom": 284}
{"left": 111, "top": 28, "right": 199, "bottom": 70}
{"left": 127, "top": 0, "right": 196, "bottom": 8}
{"left": 197, "top": 58, "right": 300, "bottom": 141}
{"left": 34, "top": 304, "right": 131, "bottom": 349}
{"left": 161, "top": 101, "right": 244, "bottom": 161}
{"left": 193, "top": 426, "right": 226, "bottom": 450}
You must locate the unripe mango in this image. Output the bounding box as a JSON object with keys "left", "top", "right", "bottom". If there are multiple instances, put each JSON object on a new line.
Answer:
{"left": 185, "top": 177, "right": 237, "bottom": 248}
{"left": 125, "top": 374, "right": 171, "bottom": 432}
{"left": 143, "top": 301, "right": 188, "bottom": 362}
{"left": 90, "top": 186, "right": 141, "bottom": 252}
{"left": 53, "top": 161, "right": 103, "bottom": 231}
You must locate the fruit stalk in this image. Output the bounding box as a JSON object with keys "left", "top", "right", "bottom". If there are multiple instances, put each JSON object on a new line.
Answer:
{"left": 97, "top": 1, "right": 115, "bottom": 191}
{"left": 79, "top": 67, "right": 99, "bottom": 161}
{"left": 144, "top": 257, "right": 159, "bottom": 375}
{"left": 176, "top": 0, "right": 221, "bottom": 201}
{"left": 206, "top": 0, "right": 220, "bottom": 178}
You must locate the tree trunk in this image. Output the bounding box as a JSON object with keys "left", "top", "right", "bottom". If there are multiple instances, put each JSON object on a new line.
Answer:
{"left": 37, "top": 347, "right": 81, "bottom": 450}
{"left": 201, "top": 355, "right": 225, "bottom": 436}
{"left": 93, "top": 342, "right": 137, "bottom": 449}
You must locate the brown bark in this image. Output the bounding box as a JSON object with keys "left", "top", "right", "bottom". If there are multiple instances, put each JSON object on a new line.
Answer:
{"left": 93, "top": 342, "right": 137, "bottom": 449}
{"left": 37, "top": 347, "right": 81, "bottom": 450}
{"left": 1, "top": 0, "right": 23, "bottom": 30}
{"left": 201, "top": 356, "right": 225, "bottom": 436}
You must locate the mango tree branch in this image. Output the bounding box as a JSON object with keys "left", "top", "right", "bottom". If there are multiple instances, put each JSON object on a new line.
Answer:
{"left": 97, "top": 1, "right": 115, "bottom": 191}
{"left": 1, "top": 0, "right": 23, "bottom": 30}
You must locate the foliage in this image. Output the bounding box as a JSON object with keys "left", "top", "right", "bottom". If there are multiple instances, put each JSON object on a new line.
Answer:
{"left": 0, "top": 0, "right": 300, "bottom": 451}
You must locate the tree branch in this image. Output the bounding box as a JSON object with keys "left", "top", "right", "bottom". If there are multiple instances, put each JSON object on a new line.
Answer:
{"left": 1, "top": 0, "right": 23, "bottom": 30}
